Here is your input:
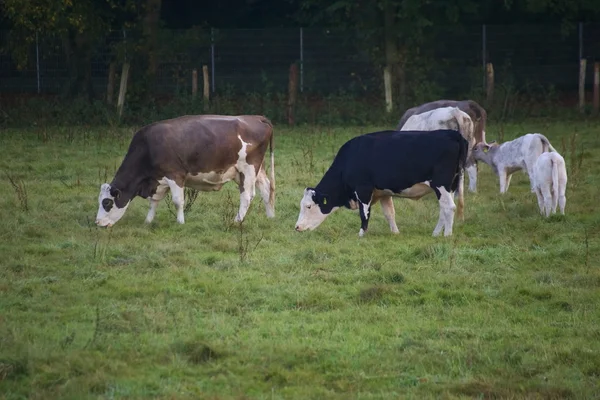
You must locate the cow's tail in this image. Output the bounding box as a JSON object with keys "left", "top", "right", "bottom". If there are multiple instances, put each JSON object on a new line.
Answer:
{"left": 264, "top": 118, "right": 275, "bottom": 212}
{"left": 551, "top": 156, "right": 559, "bottom": 213}
{"left": 539, "top": 134, "right": 557, "bottom": 153}
{"left": 455, "top": 133, "right": 469, "bottom": 221}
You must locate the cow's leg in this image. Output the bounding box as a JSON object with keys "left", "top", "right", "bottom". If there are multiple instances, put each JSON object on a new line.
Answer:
{"left": 526, "top": 164, "right": 537, "bottom": 193}
{"left": 466, "top": 162, "right": 478, "bottom": 193}
{"left": 456, "top": 172, "right": 465, "bottom": 221}
{"left": 498, "top": 169, "right": 509, "bottom": 193}
{"left": 535, "top": 188, "right": 545, "bottom": 215}
{"left": 379, "top": 196, "right": 399, "bottom": 234}
{"left": 165, "top": 178, "right": 185, "bottom": 224}
{"left": 541, "top": 185, "right": 553, "bottom": 217}
{"left": 255, "top": 166, "right": 275, "bottom": 218}
{"left": 235, "top": 167, "right": 257, "bottom": 223}
{"left": 355, "top": 188, "right": 373, "bottom": 237}
{"left": 504, "top": 173, "right": 513, "bottom": 193}
{"left": 145, "top": 181, "right": 169, "bottom": 223}
{"left": 436, "top": 186, "right": 456, "bottom": 236}
{"left": 558, "top": 182, "right": 567, "bottom": 215}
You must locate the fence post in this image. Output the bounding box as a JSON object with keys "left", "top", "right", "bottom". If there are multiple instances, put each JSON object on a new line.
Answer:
{"left": 117, "top": 63, "right": 130, "bottom": 119}
{"left": 579, "top": 22, "right": 583, "bottom": 61}
{"left": 211, "top": 28, "right": 215, "bottom": 93}
{"left": 300, "top": 27, "right": 304, "bottom": 93}
{"left": 203, "top": 65, "right": 210, "bottom": 112}
{"left": 579, "top": 59, "right": 587, "bottom": 113}
{"left": 288, "top": 63, "right": 298, "bottom": 126}
{"left": 486, "top": 63, "right": 494, "bottom": 105}
{"left": 482, "top": 24, "right": 486, "bottom": 91}
{"left": 383, "top": 67, "right": 393, "bottom": 113}
{"left": 593, "top": 62, "right": 599, "bottom": 114}
{"left": 36, "top": 31, "right": 41, "bottom": 93}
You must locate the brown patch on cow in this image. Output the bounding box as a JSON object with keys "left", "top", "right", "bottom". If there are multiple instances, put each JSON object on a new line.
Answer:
{"left": 238, "top": 171, "right": 245, "bottom": 193}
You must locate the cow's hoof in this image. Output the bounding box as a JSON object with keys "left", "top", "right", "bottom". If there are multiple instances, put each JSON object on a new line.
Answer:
{"left": 358, "top": 228, "right": 366, "bottom": 237}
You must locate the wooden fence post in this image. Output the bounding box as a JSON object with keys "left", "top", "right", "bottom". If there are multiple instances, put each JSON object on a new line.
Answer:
{"left": 106, "top": 62, "right": 116, "bottom": 105}
{"left": 486, "top": 62, "right": 494, "bottom": 105}
{"left": 579, "top": 58, "right": 587, "bottom": 113}
{"left": 202, "top": 65, "right": 210, "bottom": 112}
{"left": 117, "top": 63, "right": 130, "bottom": 119}
{"left": 192, "top": 69, "right": 198, "bottom": 98}
{"left": 287, "top": 63, "right": 298, "bottom": 126}
{"left": 383, "top": 66, "right": 392, "bottom": 113}
{"left": 593, "top": 62, "right": 599, "bottom": 115}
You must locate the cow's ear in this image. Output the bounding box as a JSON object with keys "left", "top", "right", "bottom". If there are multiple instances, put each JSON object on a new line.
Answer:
{"left": 110, "top": 187, "right": 121, "bottom": 199}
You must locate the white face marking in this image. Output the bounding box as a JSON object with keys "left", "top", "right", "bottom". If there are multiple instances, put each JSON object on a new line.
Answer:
{"left": 295, "top": 189, "right": 331, "bottom": 231}
{"left": 359, "top": 228, "right": 365, "bottom": 237}
{"left": 95, "top": 183, "right": 130, "bottom": 227}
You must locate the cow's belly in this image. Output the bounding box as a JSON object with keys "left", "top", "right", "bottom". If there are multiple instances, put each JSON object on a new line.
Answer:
{"left": 184, "top": 166, "right": 238, "bottom": 191}
{"left": 374, "top": 181, "right": 433, "bottom": 200}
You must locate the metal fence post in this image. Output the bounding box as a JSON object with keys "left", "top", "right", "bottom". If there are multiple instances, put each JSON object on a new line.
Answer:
{"left": 300, "top": 27, "right": 304, "bottom": 93}
{"left": 211, "top": 28, "right": 215, "bottom": 93}
{"left": 578, "top": 22, "right": 583, "bottom": 60}
{"left": 482, "top": 24, "right": 486, "bottom": 91}
{"left": 36, "top": 31, "right": 41, "bottom": 93}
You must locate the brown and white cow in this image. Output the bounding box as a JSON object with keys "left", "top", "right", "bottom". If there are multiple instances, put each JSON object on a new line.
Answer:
{"left": 397, "top": 99, "right": 488, "bottom": 193}
{"left": 95, "top": 115, "right": 275, "bottom": 227}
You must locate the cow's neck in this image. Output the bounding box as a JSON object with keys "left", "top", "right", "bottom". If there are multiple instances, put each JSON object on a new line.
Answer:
{"left": 110, "top": 147, "right": 149, "bottom": 201}
{"left": 315, "top": 168, "right": 348, "bottom": 209}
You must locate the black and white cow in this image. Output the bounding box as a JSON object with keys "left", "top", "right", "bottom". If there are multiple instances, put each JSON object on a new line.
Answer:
{"left": 95, "top": 115, "right": 275, "bottom": 227}
{"left": 295, "top": 129, "right": 468, "bottom": 237}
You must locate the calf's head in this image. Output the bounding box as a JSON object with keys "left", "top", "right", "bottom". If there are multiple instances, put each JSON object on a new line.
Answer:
{"left": 95, "top": 183, "right": 131, "bottom": 227}
{"left": 472, "top": 141, "right": 497, "bottom": 162}
{"left": 295, "top": 188, "right": 338, "bottom": 232}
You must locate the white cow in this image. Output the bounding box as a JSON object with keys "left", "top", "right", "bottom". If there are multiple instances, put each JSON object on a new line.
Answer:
{"left": 533, "top": 152, "right": 567, "bottom": 217}
{"left": 472, "top": 133, "right": 556, "bottom": 194}
{"left": 400, "top": 106, "right": 474, "bottom": 220}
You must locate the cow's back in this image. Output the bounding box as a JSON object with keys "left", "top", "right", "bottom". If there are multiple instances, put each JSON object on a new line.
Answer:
{"left": 140, "top": 115, "right": 271, "bottom": 176}
{"left": 341, "top": 130, "right": 466, "bottom": 192}
{"left": 397, "top": 100, "right": 487, "bottom": 144}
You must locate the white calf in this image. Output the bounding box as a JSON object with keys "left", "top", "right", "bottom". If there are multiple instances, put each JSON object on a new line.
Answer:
{"left": 533, "top": 152, "right": 567, "bottom": 217}
{"left": 472, "top": 133, "right": 556, "bottom": 194}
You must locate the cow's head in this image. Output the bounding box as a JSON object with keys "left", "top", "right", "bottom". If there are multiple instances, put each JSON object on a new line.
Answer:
{"left": 295, "top": 188, "right": 338, "bottom": 232}
{"left": 472, "top": 141, "right": 497, "bottom": 161}
{"left": 95, "top": 183, "right": 131, "bottom": 227}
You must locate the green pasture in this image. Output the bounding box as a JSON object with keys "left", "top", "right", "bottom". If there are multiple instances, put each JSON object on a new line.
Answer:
{"left": 1, "top": 120, "right": 599, "bottom": 399}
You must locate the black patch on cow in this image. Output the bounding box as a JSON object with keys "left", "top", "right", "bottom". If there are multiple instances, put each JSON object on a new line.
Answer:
{"left": 102, "top": 198, "right": 114, "bottom": 212}
{"left": 137, "top": 178, "right": 158, "bottom": 199}
{"left": 309, "top": 188, "right": 335, "bottom": 214}
{"left": 110, "top": 187, "right": 121, "bottom": 199}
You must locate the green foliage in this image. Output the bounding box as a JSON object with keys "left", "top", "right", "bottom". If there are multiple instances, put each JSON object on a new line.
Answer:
{"left": 0, "top": 121, "right": 599, "bottom": 398}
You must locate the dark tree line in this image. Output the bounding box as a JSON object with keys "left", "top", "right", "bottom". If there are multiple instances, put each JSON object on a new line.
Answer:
{"left": 2, "top": 0, "right": 599, "bottom": 103}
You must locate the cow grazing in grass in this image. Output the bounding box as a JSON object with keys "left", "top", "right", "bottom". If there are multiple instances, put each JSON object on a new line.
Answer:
{"left": 295, "top": 129, "right": 468, "bottom": 237}
{"left": 533, "top": 152, "right": 567, "bottom": 217}
{"left": 397, "top": 99, "right": 488, "bottom": 193}
{"left": 95, "top": 115, "right": 275, "bottom": 227}
{"left": 399, "top": 106, "right": 475, "bottom": 220}
{"left": 472, "top": 133, "right": 556, "bottom": 194}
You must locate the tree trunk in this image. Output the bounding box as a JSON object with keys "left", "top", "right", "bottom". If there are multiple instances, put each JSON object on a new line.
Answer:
{"left": 383, "top": 1, "right": 402, "bottom": 113}
{"left": 144, "top": 0, "right": 162, "bottom": 96}
{"left": 62, "top": 31, "right": 94, "bottom": 101}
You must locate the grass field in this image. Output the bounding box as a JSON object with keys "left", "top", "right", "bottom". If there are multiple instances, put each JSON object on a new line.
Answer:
{"left": 1, "top": 119, "right": 599, "bottom": 399}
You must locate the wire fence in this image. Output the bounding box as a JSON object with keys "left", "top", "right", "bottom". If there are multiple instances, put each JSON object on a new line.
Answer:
{"left": 1, "top": 24, "right": 599, "bottom": 98}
